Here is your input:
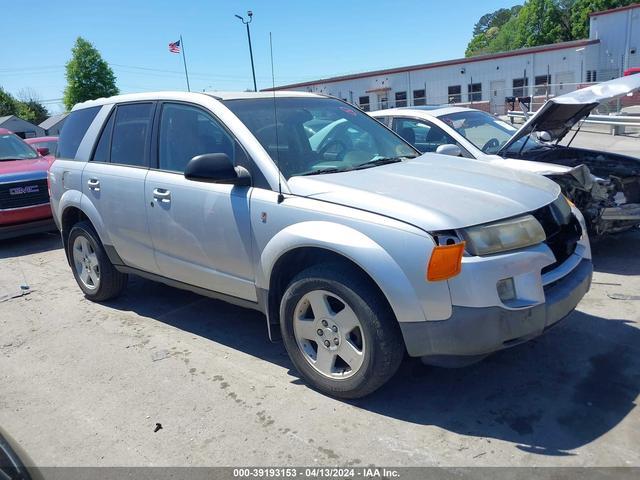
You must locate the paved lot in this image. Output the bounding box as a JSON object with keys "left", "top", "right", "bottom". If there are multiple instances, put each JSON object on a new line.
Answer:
{"left": 1, "top": 228, "right": 639, "bottom": 467}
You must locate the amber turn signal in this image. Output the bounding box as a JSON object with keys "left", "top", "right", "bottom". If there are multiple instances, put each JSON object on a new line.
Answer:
{"left": 426, "top": 242, "right": 465, "bottom": 281}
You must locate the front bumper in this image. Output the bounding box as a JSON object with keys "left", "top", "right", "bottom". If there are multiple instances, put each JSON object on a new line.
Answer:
{"left": 0, "top": 217, "right": 57, "bottom": 240}
{"left": 400, "top": 258, "right": 593, "bottom": 358}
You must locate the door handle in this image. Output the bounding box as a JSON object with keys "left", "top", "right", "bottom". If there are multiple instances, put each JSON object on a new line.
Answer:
{"left": 153, "top": 188, "right": 171, "bottom": 202}
{"left": 87, "top": 178, "right": 100, "bottom": 190}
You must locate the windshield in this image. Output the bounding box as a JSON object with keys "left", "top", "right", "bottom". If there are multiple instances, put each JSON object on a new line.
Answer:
{"left": 0, "top": 134, "right": 39, "bottom": 161}
{"left": 224, "top": 97, "right": 417, "bottom": 178}
{"left": 439, "top": 110, "right": 544, "bottom": 155}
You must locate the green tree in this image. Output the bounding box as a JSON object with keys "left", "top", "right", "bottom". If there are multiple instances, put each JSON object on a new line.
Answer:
{"left": 63, "top": 37, "right": 118, "bottom": 110}
{"left": 466, "top": 5, "right": 522, "bottom": 57}
{"left": 515, "top": 0, "right": 568, "bottom": 48}
{"left": 0, "top": 87, "right": 18, "bottom": 117}
{"left": 473, "top": 5, "right": 523, "bottom": 36}
{"left": 489, "top": 16, "right": 522, "bottom": 53}
{"left": 16, "top": 99, "right": 49, "bottom": 125}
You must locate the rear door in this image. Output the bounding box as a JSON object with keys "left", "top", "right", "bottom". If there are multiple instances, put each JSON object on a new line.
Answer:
{"left": 144, "top": 102, "right": 256, "bottom": 301}
{"left": 81, "top": 102, "right": 158, "bottom": 273}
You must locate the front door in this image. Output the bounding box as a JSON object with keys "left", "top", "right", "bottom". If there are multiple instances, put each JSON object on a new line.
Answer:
{"left": 81, "top": 102, "right": 158, "bottom": 273}
{"left": 490, "top": 80, "right": 506, "bottom": 114}
{"left": 145, "top": 102, "right": 256, "bottom": 301}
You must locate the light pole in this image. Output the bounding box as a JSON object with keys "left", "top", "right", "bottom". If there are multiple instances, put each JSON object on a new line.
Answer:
{"left": 235, "top": 11, "right": 257, "bottom": 92}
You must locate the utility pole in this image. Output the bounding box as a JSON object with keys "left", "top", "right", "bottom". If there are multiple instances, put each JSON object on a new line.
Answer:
{"left": 235, "top": 11, "right": 257, "bottom": 92}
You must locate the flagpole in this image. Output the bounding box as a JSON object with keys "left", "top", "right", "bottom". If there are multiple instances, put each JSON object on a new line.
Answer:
{"left": 180, "top": 34, "right": 191, "bottom": 92}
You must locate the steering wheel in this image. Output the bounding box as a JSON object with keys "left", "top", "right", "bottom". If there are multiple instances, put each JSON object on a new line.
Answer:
{"left": 318, "top": 139, "right": 348, "bottom": 162}
{"left": 481, "top": 138, "right": 500, "bottom": 153}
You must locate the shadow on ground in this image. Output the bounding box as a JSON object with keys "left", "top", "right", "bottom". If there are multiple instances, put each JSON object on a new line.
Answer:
{"left": 591, "top": 229, "right": 640, "bottom": 276}
{"left": 0, "top": 232, "right": 61, "bottom": 259}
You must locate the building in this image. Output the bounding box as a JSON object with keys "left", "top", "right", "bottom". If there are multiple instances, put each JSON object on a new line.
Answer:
{"left": 266, "top": 4, "right": 640, "bottom": 114}
{"left": 39, "top": 113, "right": 68, "bottom": 136}
{"left": 0, "top": 115, "right": 45, "bottom": 139}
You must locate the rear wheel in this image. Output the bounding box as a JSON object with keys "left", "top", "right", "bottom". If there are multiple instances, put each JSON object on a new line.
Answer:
{"left": 68, "top": 221, "right": 127, "bottom": 301}
{"left": 280, "top": 264, "right": 404, "bottom": 398}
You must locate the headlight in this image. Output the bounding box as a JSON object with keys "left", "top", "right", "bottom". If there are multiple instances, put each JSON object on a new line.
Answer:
{"left": 460, "top": 214, "right": 546, "bottom": 256}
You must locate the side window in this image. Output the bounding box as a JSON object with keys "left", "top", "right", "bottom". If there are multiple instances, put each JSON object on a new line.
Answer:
{"left": 57, "top": 106, "right": 100, "bottom": 160}
{"left": 393, "top": 118, "right": 458, "bottom": 153}
{"left": 91, "top": 111, "right": 115, "bottom": 163}
{"left": 159, "top": 103, "right": 234, "bottom": 173}
{"left": 110, "top": 103, "right": 154, "bottom": 167}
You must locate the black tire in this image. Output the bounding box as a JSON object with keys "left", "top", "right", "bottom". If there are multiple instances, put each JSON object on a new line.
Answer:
{"left": 280, "top": 263, "right": 404, "bottom": 399}
{"left": 67, "top": 221, "right": 128, "bottom": 301}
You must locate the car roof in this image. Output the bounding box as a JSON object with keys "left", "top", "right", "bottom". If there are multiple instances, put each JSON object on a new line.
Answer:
{"left": 371, "top": 106, "right": 479, "bottom": 118}
{"left": 24, "top": 136, "right": 58, "bottom": 143}
{"left": 71, "top": 90, "right": 324, "bottom": 111}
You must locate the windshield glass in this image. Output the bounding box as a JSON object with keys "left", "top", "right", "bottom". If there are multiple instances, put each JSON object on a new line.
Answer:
{"left": 439, "top": 110, "right": 544, "bottom": 154}
{"left": 0, "top": 134, "right": 39, "bottom": 161}
{"left": 224, "top": 97, "right": 417, "bottom": 178}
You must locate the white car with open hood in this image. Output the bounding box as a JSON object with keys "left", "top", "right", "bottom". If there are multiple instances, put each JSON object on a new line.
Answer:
{"left": 49, "top": 91, "right": 591, "bottom": 398}
{"left": 371, "top": 74, "right": 640, "bottom": 236}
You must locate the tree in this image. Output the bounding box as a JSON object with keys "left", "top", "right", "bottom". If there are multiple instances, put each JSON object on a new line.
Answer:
{"left": 16, "top": 99, "right": 49, "bottom": 125}
{"left": 466, "top": 5, "right": 522, "bottom": 57}
{"left": 63, "top": 37, "right": 118, "bottom": 110}
{"left": 473, "top": 5, "right": 523, "bottom": 36}
{"left": 514, "top": 0, "right": 568, "bottom": 48}
{"left": 0, "top": 87, "right": 18, "bottom": 117}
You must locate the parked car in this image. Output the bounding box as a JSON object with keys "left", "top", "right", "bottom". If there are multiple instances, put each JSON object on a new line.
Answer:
{"left": 0, "top": 128, "right": 56, "bottom": 240}
{"left": 371, "top": 75, "right": 640, "bottom": 236}
{"left": 49, "top": 92, "right": 592, "bottom": 398}
{"left": 0, "top": 426, "right": 44, "bottom": 480}
{"left": 24, "top": 135, "right": 59, "bottom": 157}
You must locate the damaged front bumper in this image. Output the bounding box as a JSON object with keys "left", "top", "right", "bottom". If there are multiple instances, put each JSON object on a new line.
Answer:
{"left": 550, "top": 165, "right": 640, "bottom": 235}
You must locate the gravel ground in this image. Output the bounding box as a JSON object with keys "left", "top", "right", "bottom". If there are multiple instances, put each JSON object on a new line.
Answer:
{"left": 0, "top": 229, "right": 638, "bottom": 468}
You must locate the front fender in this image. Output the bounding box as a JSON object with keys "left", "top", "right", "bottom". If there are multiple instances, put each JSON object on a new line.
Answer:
{"left": 257, "top": 221, "right": 428, "bottom": 324}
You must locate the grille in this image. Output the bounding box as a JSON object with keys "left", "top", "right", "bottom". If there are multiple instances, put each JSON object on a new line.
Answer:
{"left": 532, "top": 203, "right": 582, "bottom": 274}
{"left": 0, "top": 178, "right": 49, "bottom": 210}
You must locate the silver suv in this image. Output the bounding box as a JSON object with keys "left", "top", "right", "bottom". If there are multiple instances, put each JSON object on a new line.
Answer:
{"left": 49, "top": 92, "right": 593, "bottom": 398}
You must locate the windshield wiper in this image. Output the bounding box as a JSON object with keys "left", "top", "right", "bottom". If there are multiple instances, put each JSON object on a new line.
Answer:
{"left": 299, "top": 167, "right": 347, "bottom": 176}
{"left": 353, "top": 156, "right": 416, "bottom": 170}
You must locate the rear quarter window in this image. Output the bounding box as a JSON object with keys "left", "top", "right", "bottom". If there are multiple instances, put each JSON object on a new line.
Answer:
{"left": 57, "top": 106, "right": 101, "bottom": 160}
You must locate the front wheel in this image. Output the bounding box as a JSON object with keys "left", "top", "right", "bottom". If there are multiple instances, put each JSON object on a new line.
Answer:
{"left": 280, "top": 264, "right": 404, "bottom": 398}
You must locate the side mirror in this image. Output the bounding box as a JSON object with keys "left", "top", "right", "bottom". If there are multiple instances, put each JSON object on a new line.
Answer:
{"left": 436, "top": 144, "right": 462, "bottom": 157}
{"left": 36, "top": 147, "right": 50, "bottom": 156}
{"left": 184, "top": 153, "right": 251, "bottom": 186}
{"left": 536, "top": 131, "right": 552, "bottom": 142}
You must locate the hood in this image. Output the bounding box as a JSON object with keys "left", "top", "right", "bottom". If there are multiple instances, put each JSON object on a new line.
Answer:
{"left": 0, "top": 157, "right": 52, "bottom": 182}
{"left": 483, "top": 154, "right": 575, "bottom": 176}
{"left": 287, "top": 154, "right": 560, "bottom": 231}
{"left": 499, "top": 74, "right": 640, "bottom": 152}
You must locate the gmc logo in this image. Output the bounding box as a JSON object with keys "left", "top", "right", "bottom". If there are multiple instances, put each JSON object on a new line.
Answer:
{"left": 9, "top": 185, "right": 39, "bottom": 195}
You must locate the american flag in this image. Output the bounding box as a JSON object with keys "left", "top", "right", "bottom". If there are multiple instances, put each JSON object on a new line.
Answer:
{"left": 169, "top": 40, "right": 180, "bottom": 54}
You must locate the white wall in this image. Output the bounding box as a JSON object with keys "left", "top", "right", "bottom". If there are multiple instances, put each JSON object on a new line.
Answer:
{"left": 590, "top": 6, "right": 640, "bottom": 75}
{"left": 288, "top": 45, "right": 591, "bottom": 113}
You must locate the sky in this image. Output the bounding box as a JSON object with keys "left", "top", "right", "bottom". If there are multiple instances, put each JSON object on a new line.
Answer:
{"left": 1, "top": 0, "right": 521, "bottom": 114}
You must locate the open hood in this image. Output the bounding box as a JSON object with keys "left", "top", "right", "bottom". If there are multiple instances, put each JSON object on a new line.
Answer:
{"left": 498, "top": 74, "right": 640, "bottom": 153}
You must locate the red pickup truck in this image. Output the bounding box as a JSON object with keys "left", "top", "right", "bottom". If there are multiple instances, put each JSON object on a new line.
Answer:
{"left": 0, "top": 128, "right": 56, "bottom": 239}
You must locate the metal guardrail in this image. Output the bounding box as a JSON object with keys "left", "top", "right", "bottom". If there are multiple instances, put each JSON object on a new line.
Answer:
{"left": 507, "top": 110, "right": 640, "bottom": 135}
